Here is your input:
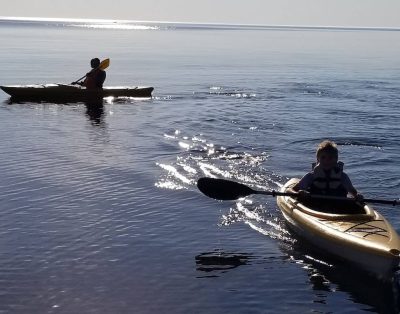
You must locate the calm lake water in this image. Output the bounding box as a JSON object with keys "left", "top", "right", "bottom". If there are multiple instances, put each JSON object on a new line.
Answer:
{"left": 0, "top": 18, "right": 400, "bottom": 313}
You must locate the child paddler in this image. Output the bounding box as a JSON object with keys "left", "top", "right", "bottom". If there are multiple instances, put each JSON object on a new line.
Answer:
{"left": 288, "top": 140, "right": 364, "bottom": 203}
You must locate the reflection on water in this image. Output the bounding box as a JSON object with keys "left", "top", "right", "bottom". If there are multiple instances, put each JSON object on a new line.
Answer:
{"left": 4, "top": 98, "right": 107, "bottom": 126}
{"left": 195, "top": 250, "right": 253, "bottom": 277}
{"left": 280, "top": 238, "right": 400, "bottom": 313}
{"left": 85, "top": 102, "right": 105, "bottom": 126}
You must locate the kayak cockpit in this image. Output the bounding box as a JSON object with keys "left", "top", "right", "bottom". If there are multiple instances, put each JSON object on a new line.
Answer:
{"left": 284, "top": 178, "right": 375, "bottom": 221}
{"left": 287, "top": 197, "right": 375, "bottom": 221}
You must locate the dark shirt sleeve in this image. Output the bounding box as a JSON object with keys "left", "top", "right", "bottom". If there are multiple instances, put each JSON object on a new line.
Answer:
{"left": 297, "top": 172, "right": 313, "bottom": 190}
{"left": 341, "top": 172, "right": 355, "bottom": 192}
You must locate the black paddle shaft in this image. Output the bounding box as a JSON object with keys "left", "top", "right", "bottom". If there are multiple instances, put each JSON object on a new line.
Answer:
{"left": 197, "top": 177, "right": 297, "bottom": 200}
{"left": 197, "top": 177, "right": 400, "bottom": 205}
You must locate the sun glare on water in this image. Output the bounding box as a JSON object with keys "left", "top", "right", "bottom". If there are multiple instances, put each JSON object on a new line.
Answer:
{"left": 0, "top": 16, "right": 161, "bottom": 30}
{"left": 73, "top": 23, "right": 159, "bottom": 30}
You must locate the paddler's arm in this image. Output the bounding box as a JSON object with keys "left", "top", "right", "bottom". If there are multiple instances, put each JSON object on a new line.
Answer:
{"left": 287, "top": 173, "right": 313, "bottom": 200}
{"left": 342, "top": 173, "right": 364, "bottom": 200}
{"left": 287, "top": 182, "right": 300, "bottom": 194}
{"left": 71, "top": 71, "right": 92, "bottom": 86}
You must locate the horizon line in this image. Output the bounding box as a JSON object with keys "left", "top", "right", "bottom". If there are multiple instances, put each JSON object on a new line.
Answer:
{"left": 1, "top": 16, "right": 400, "bottom": 32}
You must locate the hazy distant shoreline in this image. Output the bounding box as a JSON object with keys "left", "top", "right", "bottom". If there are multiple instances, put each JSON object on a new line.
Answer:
{"left": 1, "top": 16, "right": 400, "bottom": 32}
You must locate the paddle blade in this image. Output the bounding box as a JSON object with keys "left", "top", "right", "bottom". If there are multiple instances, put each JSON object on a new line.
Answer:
{"left": 197, "top": 177, "right": 256, "bottom": 200}
{"left": 99, "top": 58, "right": 110, "bottom": 70}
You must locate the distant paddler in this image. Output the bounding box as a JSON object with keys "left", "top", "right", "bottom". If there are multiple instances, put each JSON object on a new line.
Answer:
{"left": 72, "top": 58, "right": 109, "bottom": 89}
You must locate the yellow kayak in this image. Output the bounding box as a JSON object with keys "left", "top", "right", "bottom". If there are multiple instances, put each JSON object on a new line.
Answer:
{"left": 277, "top": 178, "right": 400, "bottom": 279}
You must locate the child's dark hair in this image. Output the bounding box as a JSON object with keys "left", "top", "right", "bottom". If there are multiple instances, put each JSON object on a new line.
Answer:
{"left": 316, "top": 140, "right": 338, "bottom": 160}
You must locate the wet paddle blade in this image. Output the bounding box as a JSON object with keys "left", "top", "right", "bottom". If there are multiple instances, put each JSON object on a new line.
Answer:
{"left": 197, "top": 178, "right": 256, "bottom": 200}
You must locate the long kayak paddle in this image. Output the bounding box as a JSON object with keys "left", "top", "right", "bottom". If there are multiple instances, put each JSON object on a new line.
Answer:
{"left": 197, "top": 177, "right": 400, "bottom": 206}
{"left": 71, "top": 58, "right": 110, "bottom": 85}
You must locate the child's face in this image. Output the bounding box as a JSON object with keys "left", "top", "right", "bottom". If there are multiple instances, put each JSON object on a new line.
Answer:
{"left": 318, "top": 153, "right": 337, "bottom": 170}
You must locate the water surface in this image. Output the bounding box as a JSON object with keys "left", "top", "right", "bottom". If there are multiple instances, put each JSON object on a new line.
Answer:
{"left": 0, "top": 19, "right": 400, "bottom": 313}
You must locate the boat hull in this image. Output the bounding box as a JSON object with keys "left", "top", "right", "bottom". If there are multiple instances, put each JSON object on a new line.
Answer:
{"left": 0, "top": 84, "right": 154, "bottom": 102}
{"left": 277, "top": 178, "right": 400, "bottom": 279}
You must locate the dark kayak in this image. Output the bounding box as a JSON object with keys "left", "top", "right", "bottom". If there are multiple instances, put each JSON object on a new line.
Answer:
{"left": 0, "top": 84, "right": 154, "bottom": 102}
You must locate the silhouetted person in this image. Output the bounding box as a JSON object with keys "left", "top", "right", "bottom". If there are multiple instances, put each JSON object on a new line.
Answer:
{"left": 76, "top": 58, "right": 106, "bottom": 89}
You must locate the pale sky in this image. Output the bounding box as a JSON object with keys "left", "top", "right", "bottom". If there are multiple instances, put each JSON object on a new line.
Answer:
{"left": 2, "top": 0, "right": 400, "bottom": 28}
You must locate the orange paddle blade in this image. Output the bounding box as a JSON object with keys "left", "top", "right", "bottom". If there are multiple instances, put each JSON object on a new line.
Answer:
{"left": 99, "top": 58, "right": 110, "bottom": 70}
